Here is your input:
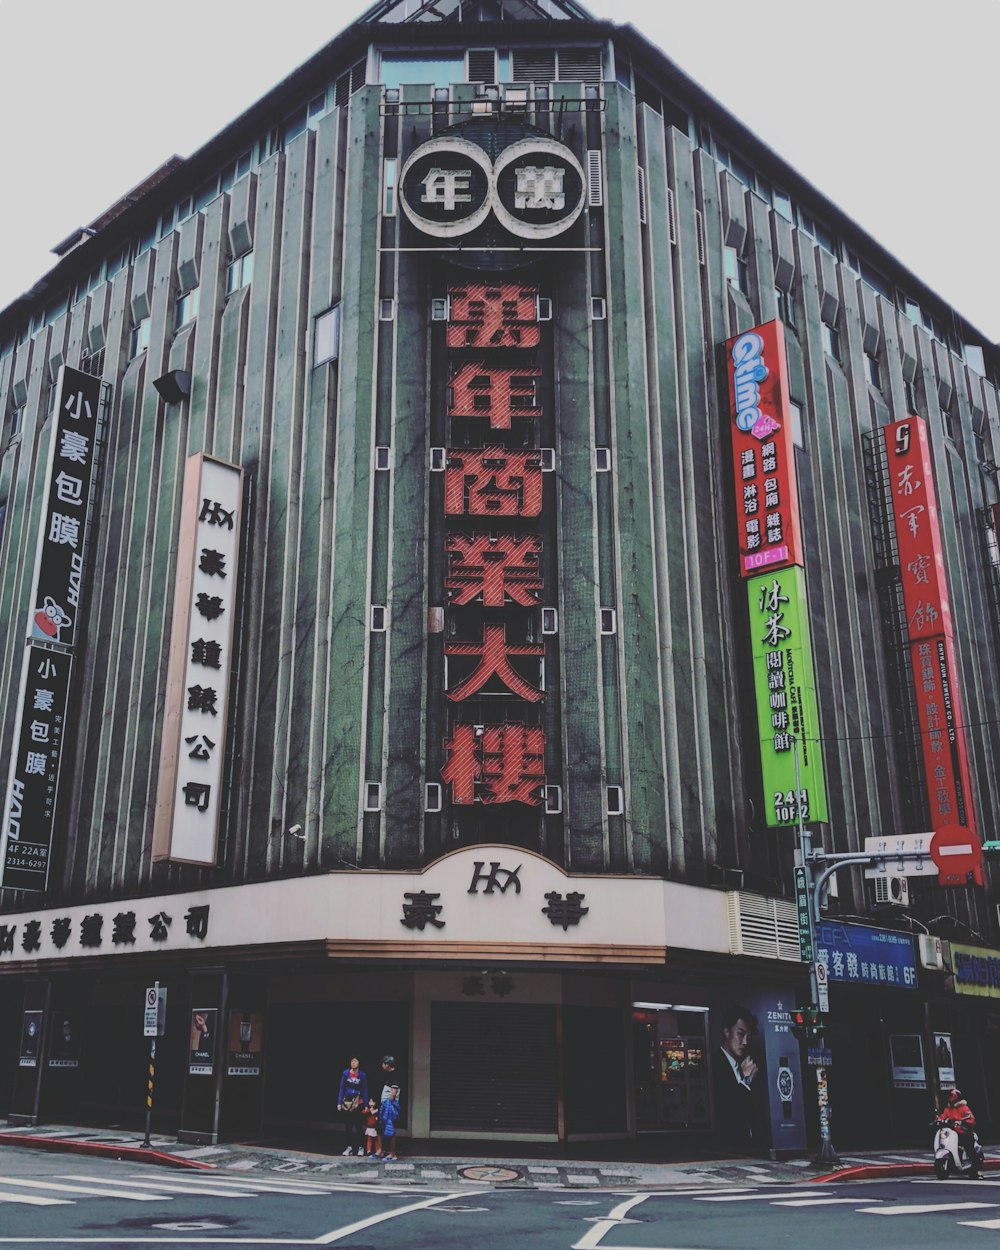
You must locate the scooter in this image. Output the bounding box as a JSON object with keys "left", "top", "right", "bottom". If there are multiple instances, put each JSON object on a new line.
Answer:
{"left": 933, "top": 1118, "right": 985, "bottom": 1179}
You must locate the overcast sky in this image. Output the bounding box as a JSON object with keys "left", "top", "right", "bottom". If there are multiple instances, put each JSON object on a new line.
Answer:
{"left": 0, "top": 0, "right": 997, "bottom": 341}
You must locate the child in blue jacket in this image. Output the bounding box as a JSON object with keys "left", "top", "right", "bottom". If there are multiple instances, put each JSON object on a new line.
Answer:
{"left": 379, "top": 1085, "right": 401, "bottom": 1160}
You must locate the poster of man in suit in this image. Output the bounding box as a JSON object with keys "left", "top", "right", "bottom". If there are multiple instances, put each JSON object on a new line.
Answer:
{"left": 711, "top": 1003, "right": 762, "bottom": 1153}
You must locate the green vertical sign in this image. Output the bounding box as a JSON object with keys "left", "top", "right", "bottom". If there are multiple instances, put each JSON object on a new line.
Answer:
{"left": 794, "top": 865, "right": 813, "bottom": 961}
{"left": 747, "top": 566, "right": 828, "bottom": 826}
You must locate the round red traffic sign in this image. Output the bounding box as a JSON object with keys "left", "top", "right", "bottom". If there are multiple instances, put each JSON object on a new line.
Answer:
{"left": 930, "top": 826, "right": 983, "bottom": 886}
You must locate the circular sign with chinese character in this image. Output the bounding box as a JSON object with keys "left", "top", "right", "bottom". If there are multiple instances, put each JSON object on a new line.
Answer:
{"left": 399, "top": 137, "right": 493, "bottom": 238}
{"left": 492, "top": 138, "right": 585, "bottom": 239}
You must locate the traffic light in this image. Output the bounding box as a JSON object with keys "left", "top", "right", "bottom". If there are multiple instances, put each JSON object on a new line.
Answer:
{"left": 790, "top": 1005, "right": 824, "bottom": 1041}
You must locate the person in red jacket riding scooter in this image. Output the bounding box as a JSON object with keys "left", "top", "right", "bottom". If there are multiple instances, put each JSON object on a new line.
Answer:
{"left": 940, "top": 1088, "right": 985, "bottom": 1178}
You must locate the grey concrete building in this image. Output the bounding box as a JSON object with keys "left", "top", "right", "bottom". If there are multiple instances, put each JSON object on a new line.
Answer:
{"left": 0, "top": 0, "right": 998, "bottom": 1152}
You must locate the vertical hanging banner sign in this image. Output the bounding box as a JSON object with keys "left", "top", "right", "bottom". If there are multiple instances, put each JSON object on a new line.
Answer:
{"left": 726, "top": 320, "right": 802, "bottom": 577}
{"left": 882, "top": 417, "right": 953, "bottom": 638}
{"left": 747, "top": 566, "right": 828, "bottom": 826}
{"left": 153, "top": 455, "right": 243, "bottom": 866}
{"left": 0, "top": 645, "right": 73, "bottom": 891}
{"left": 28, "top": 367, "right": 102, "bottom": 650}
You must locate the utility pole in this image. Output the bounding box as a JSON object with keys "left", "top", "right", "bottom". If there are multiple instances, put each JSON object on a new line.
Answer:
{"left": 791, "top": 736, "right": 839, "bottom": 1167}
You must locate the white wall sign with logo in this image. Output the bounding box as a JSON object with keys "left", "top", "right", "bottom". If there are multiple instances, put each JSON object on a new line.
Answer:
{"left": 815, "top": 960, "right": 829, "bottom": 1012}
{"left": 153, "top": 455, "right": 243, "bottom": 866}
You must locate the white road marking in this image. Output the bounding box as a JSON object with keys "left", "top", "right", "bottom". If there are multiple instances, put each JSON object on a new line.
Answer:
{"left": 858, "top": 1202, "right": 997, "bottom": 1215}
{"left": 772, "top": 1198, "right": 879, "bottom": 1207}
{"left": 58, "top": 1175, "right": 257, "bottom": 1199}
{"left": 0, "top": 1189, "right": 72, "bottom": 1206}
{"left": 0, "top": 1240, "right": 318, "bottom": 1245}
{"left": 314, "top": 1191, "right": 485, "bottom": 1244}
{"left": 572, "top": 1194, "right": 650, "bottom": 1249}
{"left": 0, "top": 1178, "right": 170, "bottom": 1201}
{"left": 695, "top": 1190, "right": 823, "bottom": 1202}
{"left": 136, "top": 1174, "right": 329, "bottom": 1197}
{"left": 961, "top": 1219, "right": 1000, "bottom": 1229}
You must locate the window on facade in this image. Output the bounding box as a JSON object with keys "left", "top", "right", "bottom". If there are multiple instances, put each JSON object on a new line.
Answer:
{"left": 789, "top": 400, "right": 804, "bottom": 449}
{"left": 904, "top": 378, "right": 918, "bottom": 415}
{"left": 314, "top": 304, "right": 341, "bottom": 366}
{"left": 772, "top": 187, "right": 794, "bottom": 222}
{"left": 723, "top": 246, "right": 748, "bottom": 294}
{"left": 130, "top": 317, "right": 151, "bottom": 359}
{"left": 864, "top": 352, "right": 880, "bottom": 388}
{"left": 380, "top": 53, "right": 464, "bottom": 88}
{"left": 226, "top": 252, "right": 254, "bottom": 294}
{"left": 384, "top": 157, "right": 397, "bottom": 216}
{"left": 821, "top": 321, "right": 840, "bottom": 360}
{"left": 8, "top": 407, "right": 23, "bottom": 440}
{"left": 775, "top": 286, "right": 795, "bottom": 328}
{"left": 175, "top": 287, "right": 200, "bottom": 329}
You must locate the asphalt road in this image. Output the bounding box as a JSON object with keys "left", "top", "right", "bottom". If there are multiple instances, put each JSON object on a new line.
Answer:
{"left": 1, "top": 1149, "right": 1000, "bottom": 1248}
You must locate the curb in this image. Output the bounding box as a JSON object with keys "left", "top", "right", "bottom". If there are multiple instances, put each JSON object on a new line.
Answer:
{"left": 815, "top": 1158, "right": 999, "bottom": 1183}
{"left": 0, "top": 1132, "right": 215, "bottom": 1170}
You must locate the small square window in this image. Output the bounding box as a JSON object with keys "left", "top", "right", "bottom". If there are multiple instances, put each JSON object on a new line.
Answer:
{"left": 541, "top": 607, "right": 558, "bottom": 635}
{"left": 175, "top": 287, "right": 200, "bottom": 329}
{"left": 430, "top": 447, "right": 446, "bottom": 472}
{"left": 375, "top": 445, "right": 391, "bottom": 470}
{"left": 606, "top": 784, "right": 624, "bottom": 816}
{"left": 379, "top": 299, "right": 395, "bottom": 321}
{"left": 539, "top": 448, "right": 555, "bottom": 472}
{"left": 544, "top": 784, "right": 562, "bottom": 814}
{"left": 130, "top": 317, "right": 151, "bottom": 359}
{"left": 788, "top": 400, "right": 804, "bottom": 450}
{"left": 431, "top": 297, "right": 449, "bottom": 322}
{"left": 370, "top": 605, "right": 387, "bottom": 632}
{"left": 363, "top": 781, "right": 382, "bottom": 812}
{"left": 383, "top": 157, "right": 397, "bottom": 217}
{"left": 425, "top": 782, "right": 443, "bottom": 812}
{"left": 600, "top": 607, "right": 617, "bottom": 635}
{"left": 314, "top": 304, "right": 341, "bottom": 366}
{"left": 536, "top": 296, "right": 553, "bottom": 321}
{"left": 821, "top": 321, "right": 840, "bottom": 360}
{"left": 591, "top": 297, "right": 607, "bottom": 320}
{"left": 595, "top": 446, "right": 611, "bottom": 472}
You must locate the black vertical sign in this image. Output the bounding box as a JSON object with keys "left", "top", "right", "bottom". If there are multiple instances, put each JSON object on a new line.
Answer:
{"left": 28, "top": 366, "right": 101, "bottom": 650}
{"left": 1, "top": 365, "right": 101, "bottom": 891}
{"left": 1, "top": 645, "right": 73, "bottom": 890}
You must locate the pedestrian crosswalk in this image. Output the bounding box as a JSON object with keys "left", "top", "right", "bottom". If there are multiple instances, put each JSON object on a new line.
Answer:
{"left": 0, "top": 1169, "right": 388, "bottom": 1207}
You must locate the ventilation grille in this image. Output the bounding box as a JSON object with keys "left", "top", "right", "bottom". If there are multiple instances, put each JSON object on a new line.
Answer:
{"left": 467, "top": 48, "right": 497, "bottom": 83}
{"left": 666, "top": 186, "right": 677, "bottom": 244}
{"left": 637, "top": 167, "right": 647, "bottom": 225}
{"left": 727, "top": 892, "right": 801, "bottom": 961}
{"left": 558, "top": 47, "right": 602, "bottom": 83}
{"left": 695, "top": 208, "right": 706, "bottom": 264}
{"left": 336, "top": 58, "right": 367, "bottom": 107}
{"left": 587, "top": 151, "right": 603, "bottom": 207}
{"left": 512, "top": 48, "right": 556, "bottom": 82}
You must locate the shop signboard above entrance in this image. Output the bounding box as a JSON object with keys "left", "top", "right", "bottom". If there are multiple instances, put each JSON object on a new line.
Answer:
{"left": 949, "top": 942, "right": 1000, "bottom": 998}
{"left": 814, "top": 920, "right": 918, "bottom": 990}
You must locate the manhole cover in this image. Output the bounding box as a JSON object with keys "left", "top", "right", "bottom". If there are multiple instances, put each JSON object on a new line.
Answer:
{"left": 459, "top": 1165, "right": 521, "bottom": 1182}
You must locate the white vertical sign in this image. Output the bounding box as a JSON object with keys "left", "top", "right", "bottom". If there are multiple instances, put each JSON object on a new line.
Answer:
{"left": 153, "top": 455, "right": 243, "bottom": 865}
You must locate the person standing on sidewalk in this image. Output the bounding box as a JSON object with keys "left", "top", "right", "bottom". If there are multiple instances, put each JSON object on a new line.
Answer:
{"left": 336, "top": 1055, "right": 369, "bottom": 1157}
{"left": 376, "top": 1055, "right": 400, "bottom": 1157}
{"left": 379, "top": 1085, "right": 401, "bottom": 1161}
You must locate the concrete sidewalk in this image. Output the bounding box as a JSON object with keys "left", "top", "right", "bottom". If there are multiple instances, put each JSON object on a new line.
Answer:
{"left": 3, "top": 1120, "right": 981, "bottom": 1188}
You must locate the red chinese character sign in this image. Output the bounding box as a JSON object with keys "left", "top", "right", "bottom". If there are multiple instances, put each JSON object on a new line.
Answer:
{"left": 442, "top": 723, "right": 545, "bottom": 806}
{"left": 448, "top": 362, "right": 542, "bottom": 429}
{"left": 908, "top": 636, "right": 982, "bottom": 885}
{"left": 726, "top": 321, "right": 803, "bottom": 576}
{"left": 444, "top": 447, "right": 543, "bottom": 517}
{"left": 445, "top": 533, "right": 544, "bottom": 607}
{"left": 447, "top": 283, "right": 541, "bottom": 348}
{"left": 882, "top": 417, "right": 953, "bottom": 638}
{"left": 446, "top": 624, "right": 544, "bottom": 702}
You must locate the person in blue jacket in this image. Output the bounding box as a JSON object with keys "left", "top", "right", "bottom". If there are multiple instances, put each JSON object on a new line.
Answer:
{"left": 336, "top": 1056, "right": 368, "bottom": 1156}
{"left": 379, "top": 1085, "right": 401, "bottom": 1160}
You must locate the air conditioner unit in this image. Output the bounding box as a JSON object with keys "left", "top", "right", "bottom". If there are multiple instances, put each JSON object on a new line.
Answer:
{"left": 874, "top": 875, "right": 909, "bottom": 906}
{"left": 918, "top": 933, "right": 944, "bottom": 971}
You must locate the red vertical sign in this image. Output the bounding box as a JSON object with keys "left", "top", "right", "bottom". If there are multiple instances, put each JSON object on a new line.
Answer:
{"left": 725, "top": 320, "right": 802, "bottom": 576}
{"left": 884, "top": 416, "right": 981, "bottom": 886}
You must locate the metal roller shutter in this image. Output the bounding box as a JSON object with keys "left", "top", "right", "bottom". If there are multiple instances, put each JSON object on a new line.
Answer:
{"left": 430, "top": 1002, "right": 558, "bottom": 1133}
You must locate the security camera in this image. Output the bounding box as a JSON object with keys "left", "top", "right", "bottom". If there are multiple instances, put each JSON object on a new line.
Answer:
{"left": 286, "top": 824, "right": 304, "bottom": 839}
